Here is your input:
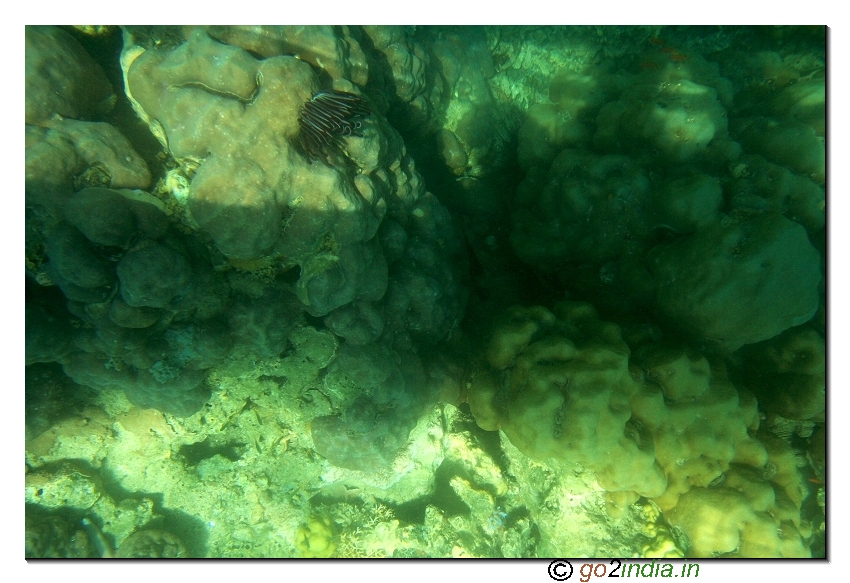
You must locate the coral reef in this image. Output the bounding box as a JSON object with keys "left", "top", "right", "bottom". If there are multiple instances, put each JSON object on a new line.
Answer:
{"left": 666, "top": 477, "right": 809, "bottom": 558}
{"left": 468, "top": 302, "right": 667, "bottom": 497}
{"left": 468, "top": 303, "right": 813, "bottom": 557}
{"left": 648, "top": 213, "right": 820, "bottom": 352}
{"left": 117, "top": 529, "right": 188, "bottom": 558}
{"left": 595, "top": 78, "right": 729, "bottom": 163}
{"left": 511, "top": 149, "right": 652, "bottom": 267}
{"left": 630, "top": 349, "right": 769, "bottom": 511}
{"left": 26, "top": 122, "right": 152, "bottom": 206}
{"left": 295, "top": 515, "right": 337, "bottom": 558}
{"left": 31, "top": 186, "right": 227, "bottom": 416}
{"left": 26, "top": 512, "right": 96, "bottom": 558}
{"left": 737, "top": 326, "right": 825, "bottom": 421}
{"left": 25, "top": 25, "right": 825, "bottom": 559}
{"left": 25, "top": 26, "right": 115, "bottom": 126}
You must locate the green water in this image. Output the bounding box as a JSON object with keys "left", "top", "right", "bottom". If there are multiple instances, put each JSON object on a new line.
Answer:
{"left": 25, "top": 25, "right": 825, "bottom": 559}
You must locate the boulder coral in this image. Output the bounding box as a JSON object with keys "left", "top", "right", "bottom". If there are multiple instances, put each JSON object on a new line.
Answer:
{"left": 735, "top": 117, "right": 825, "bottom": 185}
{"left": 594, "top": 79, "right": 728, "bottom": 163}
{"left": 123, "top": 27, "right": 323, "bottom": 261}
{"left": 31, "top": 186, "right": 229, "bottom": 416}
{"left": 631, "top": 348, "right": 769, "bottom": 511}
{"left": 648, "top": 213, "right": 821, "bottom": 352}
{"left": 26, "top": 121, "right": 152, "bottom": 207}
{"left": 467, "top": 302, "right": 667, "bottom": 498}
{"left": 25, "top": 26, "right": 149, "bottom": 211}
{"left": 667, "top": 480, "right": 809, "bottom": 558}
{"left": 729, "top": 155, "right": 825, "bottom": 238}
{"left": 204, "top": 25, "right": 369, "bottom": 86}
{"left": 737, "top": 326, "right": 825, "bottom": 421}
{"left": 25, "top": 26, "right": 115, "bottom": 126}
{"left": 467, "top": 302, "right": 812, "bottom": 557}
{"left": 27, "top": 25, "right": 466, "bottom": 426}
{"left": 122, "top": 26, "right": 465, "bottom": 333}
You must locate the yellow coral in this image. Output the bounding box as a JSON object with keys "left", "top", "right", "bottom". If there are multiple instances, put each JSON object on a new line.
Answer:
{"left": 642, "top": 526, "right": 684, "bottom": 559}
{"left": 295, "top": 516, "right": 337, "bottom": 558}
{"left": 469, "top": 303, "right": 812, "bottom": 557}
{"left": 630, "top": 351, "right": 767, "bottom": 511}
{"left": 468, "top": 302, "right": 667, "bottom": 498}
{"left": 667, "top": 486, "right": 809, "bottom": 558}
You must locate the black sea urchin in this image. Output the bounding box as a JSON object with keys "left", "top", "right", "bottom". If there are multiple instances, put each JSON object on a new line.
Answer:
{"left": 297, "top": 90, "right": 370, "bottom": 164}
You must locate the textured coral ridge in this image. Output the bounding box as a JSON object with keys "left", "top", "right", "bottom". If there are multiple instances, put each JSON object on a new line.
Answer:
{"left": 26, "top": 26, "right": 824, "bottom": 558}
{"left": 469, "top": 302, "right": 811, "bottom": 557}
